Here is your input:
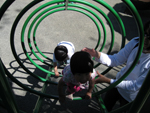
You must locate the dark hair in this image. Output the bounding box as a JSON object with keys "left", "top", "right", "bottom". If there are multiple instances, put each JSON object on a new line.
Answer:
{"left": 144, "top": 21, "right": 150, "bottom": 35}
{"left": 70, "top": 51, "right": 93, "bottom": 75}
{"left": 54, "top": 45, "right": 68, "bottom": 61}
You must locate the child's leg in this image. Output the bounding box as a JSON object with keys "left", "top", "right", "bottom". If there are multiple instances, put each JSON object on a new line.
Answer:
{"left": 66, "top": 83, "right": 82, "bottom": 100}
{"left": 67, "top": 83, "right": 81, "bottom": 93}
{"left": 65, "top": 83, "right": 75, "bottom": 100}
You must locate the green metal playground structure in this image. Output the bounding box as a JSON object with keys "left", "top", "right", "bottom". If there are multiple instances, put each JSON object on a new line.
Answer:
{"left": 0, "top": 0, "right": 150, "bottom": 113}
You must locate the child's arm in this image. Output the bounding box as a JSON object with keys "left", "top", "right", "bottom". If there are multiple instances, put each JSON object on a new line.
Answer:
{"left": 85, "top": 78, "right": 95, "bottom": 99}
{"left": 95, "top": 71, "right": 111, "bottom": 84}
{"left": 58, "top": 77, "right": 66, "bottom": 103}
{"left": 53, "top": 62, "right": 59, "bottom": 77}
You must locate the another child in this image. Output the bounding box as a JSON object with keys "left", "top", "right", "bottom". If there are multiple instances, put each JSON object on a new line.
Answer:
{"left": 58, "top": 51, "right": 97, "bottom": 103}
{"left": 53, "top": 41, "right": 75, "bottom": 77}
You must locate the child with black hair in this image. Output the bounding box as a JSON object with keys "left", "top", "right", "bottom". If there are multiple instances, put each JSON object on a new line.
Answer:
{"left": 58, "top": 51, "right": 97, "bottom": 103}
{"left": 53, "top": 41, "right": 75, "bottom": 77}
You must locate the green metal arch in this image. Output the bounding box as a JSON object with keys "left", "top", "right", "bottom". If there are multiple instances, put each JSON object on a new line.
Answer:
{"left": 3, "top": 0, "right": 144, "bottom": 104}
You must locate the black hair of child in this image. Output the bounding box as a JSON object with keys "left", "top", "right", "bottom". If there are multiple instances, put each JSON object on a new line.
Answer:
{"left": 54, "top": 45, "right": 68, "bottom": 61}
{"left": 70, "top": 51, "right": 93, "bottom": 75}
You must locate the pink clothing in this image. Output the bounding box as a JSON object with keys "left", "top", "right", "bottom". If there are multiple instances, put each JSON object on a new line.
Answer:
{"left": 67, "top": 83, "right": 82, "bottom": 94}
{"left": 62, "top": 65, "right": 96, "bottom": 93}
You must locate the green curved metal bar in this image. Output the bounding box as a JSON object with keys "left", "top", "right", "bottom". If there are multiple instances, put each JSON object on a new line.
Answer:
{"left": 10, "top": 0, "right": 60, "bottom": 84}
{"left": 67, "top": 2, "right": 110, "bottom": 52}
{"left": 68, "top": 3, "right": 112, "bottom": 52}
{"left": 95, "top": 0, "right": 126, "bottom": 49}
{"left": 25, "top": 0, "right": 118, "bottom": 75}
{"left": 27, "top": 4, "right": 69, "bottom": 66}
{"left": 25, "top": 7, "right": 101, "bottom": 75}
{"left": 32, "top": 3, "right": 109, "bottom": 69}
{"left": 31, "top": 5, "right": 65, "bottom": 61}
{"left": 93, "top": 0, "right": 126, "bottom": 69}
{"left": 24, "top": 0, "right": 117, "bottom": 78}
{"left": 23, "top": 0, "right": 109, "bottom": 75}
{"left": 27, "top": 4, "right": 64, "bottom": 67}
{"left": 70, "top": 0, "right": 115, "bottom": 53}
{"left": 28, "top": 3, "right": 103, "bottom": 73}
{"left": 21, "top": 1, "right": 63, "bottom": 75}
{"left": 32, "top": 3, "right": 106, "bottom": 63}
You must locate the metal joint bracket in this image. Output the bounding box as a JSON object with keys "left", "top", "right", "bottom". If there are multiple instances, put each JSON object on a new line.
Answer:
{"left": 65, "top": 0, "right": 69, "bottom": 10}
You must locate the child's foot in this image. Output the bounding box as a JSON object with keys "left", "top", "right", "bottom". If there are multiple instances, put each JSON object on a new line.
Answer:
{"left": 66, "top": 94, "right": 73, "bottom": 100}
{"left": 65, "top": 90, "right": 73, "bottom": 100}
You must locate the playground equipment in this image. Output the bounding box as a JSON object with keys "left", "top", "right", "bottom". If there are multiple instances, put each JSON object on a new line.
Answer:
{"left": 0, "top": 0, "right": 149, "bottom": 113}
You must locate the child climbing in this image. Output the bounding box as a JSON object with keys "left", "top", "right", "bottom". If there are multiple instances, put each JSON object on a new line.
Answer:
{"left": 58, "top": 51, "right": 97, "bottom": 103}
{"left": 53, "top": 41, "right": 75, "bottom": 77}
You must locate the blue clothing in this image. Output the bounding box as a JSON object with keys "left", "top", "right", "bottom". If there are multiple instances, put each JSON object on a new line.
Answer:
{"left": 95, "top": 37, "right": 150, "bottom": 102}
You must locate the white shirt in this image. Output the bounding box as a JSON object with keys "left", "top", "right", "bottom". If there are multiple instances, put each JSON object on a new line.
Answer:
{"left": 53, "top": 41, "right": 75, "bottom": 63}
{"left": 95, "top": 37, "right": 150, "bottom": 102}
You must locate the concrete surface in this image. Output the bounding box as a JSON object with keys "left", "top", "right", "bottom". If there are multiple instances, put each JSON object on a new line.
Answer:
{"left": 0, "top": 0, "right": 150, "bottom": 113}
